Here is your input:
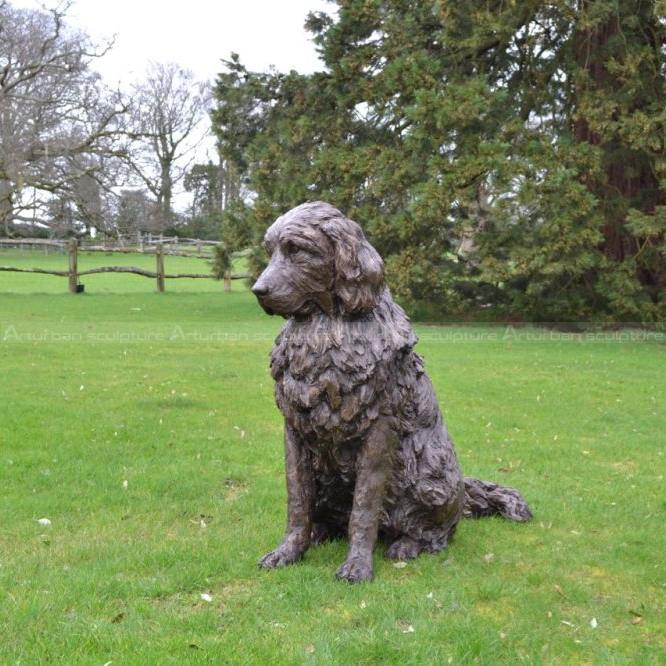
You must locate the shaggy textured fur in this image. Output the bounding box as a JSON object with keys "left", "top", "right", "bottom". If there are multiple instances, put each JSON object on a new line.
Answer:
{"left": 252, "top": 201, "right": 531, "bottom": 583}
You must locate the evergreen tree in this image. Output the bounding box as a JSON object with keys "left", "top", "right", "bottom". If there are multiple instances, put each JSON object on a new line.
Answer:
{"left": 212, "top": 1, "right": 666, "bottom": 321}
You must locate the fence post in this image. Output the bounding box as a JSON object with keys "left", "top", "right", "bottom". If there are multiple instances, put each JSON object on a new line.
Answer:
{"left": 156, "top": 243, "right": 165, "bottom": 292}
{"left": 68, "top": 239, "right": 78, "bottom": 293}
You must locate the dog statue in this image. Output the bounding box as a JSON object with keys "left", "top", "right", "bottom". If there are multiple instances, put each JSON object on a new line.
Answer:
{"left": 252, "top": 201, "right": 531, "bottom": 582}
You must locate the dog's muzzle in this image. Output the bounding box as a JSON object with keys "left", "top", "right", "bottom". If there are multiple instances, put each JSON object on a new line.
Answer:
{"left": 251, "top": 282, "right": 276, "bottom": 315}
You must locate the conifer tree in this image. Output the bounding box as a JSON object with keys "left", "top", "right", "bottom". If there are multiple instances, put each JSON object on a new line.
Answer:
{"left": 212, "top": 1, "right": 666, "bottom": 322}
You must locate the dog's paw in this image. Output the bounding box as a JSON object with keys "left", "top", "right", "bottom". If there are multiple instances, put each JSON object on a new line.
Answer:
{"left": 336, "top": 556, "right": 373, "bottom": 583}
{"left": 385, "top": 536, "right": 421, "bottom": 560}
{"left": 258, "top": 543, "right": 303, "bottom": 570}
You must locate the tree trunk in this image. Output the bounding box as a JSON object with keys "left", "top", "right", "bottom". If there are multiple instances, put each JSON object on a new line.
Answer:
{"left": 573, "top": 0, "right": 664, "bottom": 278}
{"left": 0, "top": 180, "right": 13, "bottom": 236}
{"left": 160, "top": 158, "right": 173, "bottom": 230}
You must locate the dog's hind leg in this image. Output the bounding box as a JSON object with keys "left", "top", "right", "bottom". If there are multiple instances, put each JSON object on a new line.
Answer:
{"left": 384, "top": 535, "right": 421, "bottom": 560}
{"left": 311, "top": 522, "right": 346, "bottom": 545}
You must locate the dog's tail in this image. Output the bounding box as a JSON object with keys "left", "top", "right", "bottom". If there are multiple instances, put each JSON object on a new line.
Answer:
{"left": 463, "top": 477, "right": 532, "bottom": 522}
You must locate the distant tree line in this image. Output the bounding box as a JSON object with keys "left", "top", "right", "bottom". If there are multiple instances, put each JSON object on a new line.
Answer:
{"left": 0, "top": 0, "right": 239, "bottom": 242}
{"left": 212, "top": 0, "right": 666, "bottom": 322}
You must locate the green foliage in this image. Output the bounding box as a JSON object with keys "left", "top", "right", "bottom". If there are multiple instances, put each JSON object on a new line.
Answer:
{"left": 212, "top": 1, "right": 666, "bottom": 322}
{"left": 211, "top": 242, "right": 231, "bottom": 281}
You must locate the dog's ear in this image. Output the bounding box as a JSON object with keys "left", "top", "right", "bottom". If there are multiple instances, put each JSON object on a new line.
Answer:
{"left": 321, "top": 216, "right": 384, "bottom": 314}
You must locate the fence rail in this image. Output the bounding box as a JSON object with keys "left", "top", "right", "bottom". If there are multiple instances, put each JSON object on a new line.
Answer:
{"left": 0, "top": 239, "right": 250, "bottom": 293}
{"left": 0, "top": 235, "right": 220, "bottom": 257}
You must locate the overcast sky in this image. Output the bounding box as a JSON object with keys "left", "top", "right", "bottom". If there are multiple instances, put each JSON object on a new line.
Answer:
{"left": 12, "top": 0, "right": 332, "bottom": 84}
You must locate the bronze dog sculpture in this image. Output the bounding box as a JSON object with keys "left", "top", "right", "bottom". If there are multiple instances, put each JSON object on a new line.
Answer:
{"left": 252, "top": 201, "right": 531, "bottom": 582}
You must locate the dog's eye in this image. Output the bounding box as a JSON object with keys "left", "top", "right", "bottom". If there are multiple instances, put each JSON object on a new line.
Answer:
{"left": 284, "top": 242, "right": 304, "bottom": 257}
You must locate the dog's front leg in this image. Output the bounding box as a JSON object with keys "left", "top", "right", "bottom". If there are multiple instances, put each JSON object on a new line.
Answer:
{"left": 259, "top": 423, "right": 314, "bottom": 570}
{"left": 336, "top": 420, "right": 394, "bottom": 583}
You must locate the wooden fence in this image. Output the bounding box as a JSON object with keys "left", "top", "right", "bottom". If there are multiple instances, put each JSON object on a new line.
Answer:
{"left": 0, "top": 233, "right": 219, "bottom": 254}
{"left": 0, "top": 238, "right": 250, "bottom": 293}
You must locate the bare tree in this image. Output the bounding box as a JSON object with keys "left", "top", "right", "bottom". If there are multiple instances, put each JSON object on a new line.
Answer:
{"left": 0, "top": 0, "right": 127, "bottom": 235}
{"left": 124, "top": 62, "right": 211, "bottom": 231}
{"left": 112, "top": 188, "right": 159, "bottom": 238}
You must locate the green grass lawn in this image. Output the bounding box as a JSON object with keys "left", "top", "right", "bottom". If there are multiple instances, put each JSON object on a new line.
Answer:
{"left": 1, "top": 264, "right": 665, "bottom": 664}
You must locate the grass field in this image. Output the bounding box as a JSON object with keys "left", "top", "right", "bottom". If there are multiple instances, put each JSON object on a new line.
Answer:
{"left": 1, "top": 256, "right": 665, "bottom": 664}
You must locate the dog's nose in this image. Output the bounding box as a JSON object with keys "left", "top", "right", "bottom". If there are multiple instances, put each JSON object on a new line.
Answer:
{"left": 252, "top": 282, "right": 269, "bottom": 297}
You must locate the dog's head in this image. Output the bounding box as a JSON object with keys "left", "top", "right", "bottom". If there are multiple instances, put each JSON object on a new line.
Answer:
{"left": 252, "top": 202, "right": 384, "bottom": 317}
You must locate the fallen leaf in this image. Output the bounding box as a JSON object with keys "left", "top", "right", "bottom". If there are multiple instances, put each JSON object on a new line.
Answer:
{"left": 631, "top": 616, "right": 643, "bottom": 625}
{"left": 111, "top": 612, "right": 124, "bottom": 624}
{"left": 483, "top": 553, "right": 494, "bottom": 563}
{"left": 554, "top": 584, "right": 568, "bottom": 598}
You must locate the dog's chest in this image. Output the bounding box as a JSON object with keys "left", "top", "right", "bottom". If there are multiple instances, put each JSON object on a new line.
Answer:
{"left": 270, "top": 320, "right": 397, "bottom": 441}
